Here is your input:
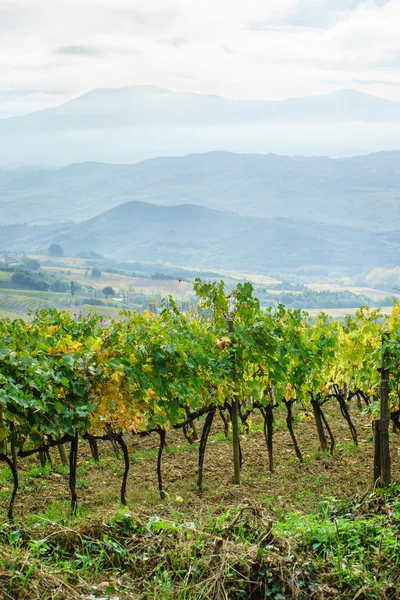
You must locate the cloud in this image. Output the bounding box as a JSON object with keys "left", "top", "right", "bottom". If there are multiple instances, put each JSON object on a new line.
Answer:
{"left": 1, "top": 0, "right": 400, "bottom": 117}
{"left": 373, "top": 51, "right": 400, "bottom": 68}
{"left": 0, "top": 86, "right": 74, "bottom": 118}
{"left": 110, "top": 5, "right": 182, "bottom": 30}
{"left": 249, "top": 0, "right": 393, "bottom": 30}
{"left": 0, "top": 2, "right": 49, "bottom": 31}
{"left": 0, "top": 88, "right": 68, "bottom": 97}
{"left": 354, "top": 78, "right": 400, "bottom": 86}
{"left": 56, "top": 45, "right": 102, "bottom": 56}
{"left": 162, "top": 39, "right": 188, "bottom": 48}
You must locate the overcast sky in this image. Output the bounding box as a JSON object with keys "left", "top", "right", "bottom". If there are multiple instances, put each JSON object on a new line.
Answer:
{"left": 1, "top": 0, "right": 400, "bottom": 118}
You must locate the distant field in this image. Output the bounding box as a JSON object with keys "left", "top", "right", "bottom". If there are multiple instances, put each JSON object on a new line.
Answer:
{"left": 0, "top": 292, "right": 53, "bottom": 314}
{"left": 41, "top": 263, "right": 192, "bottom": 296}
{"left": 64, "top": 305, "right": 127, "bottom": 321}
{"left": 305, "top": 306, "right": 394, "bottom": 318}
{"left": 41, "top": 266, "right": 83, "bottom": 275}
{"left": 225, "top": 271, "right": 280, "bottom": 285}
{"left": 0, "top": 255, "right": 192, "bottom": 317}
{"left": 28, "top": 254, "right": 88, "bottom": 268}
{"left": 1, "top": 253, "right": 397, "bottom": 322}
{"left": 130, "top": 277, "right": 189, "bottom": 296}
{"left": 0, "top": 308, "right": 23, "bottom": 320}
{"left": 0, "top": 293, "right": 134, "bottom": 321}
{"left": 263, "top": 289, "right": 301, "bottom": 295}
{"left": 0, "top": 287, "right": 70, "bottom": 303}
{"left": 41, "top": 265, "right": 137, "bottom": 291}
{"left": 0, "top": 288, "right": 70, "bottom": 301}
{"left": 307, "top": 283, "right": 399, "bottom": 299}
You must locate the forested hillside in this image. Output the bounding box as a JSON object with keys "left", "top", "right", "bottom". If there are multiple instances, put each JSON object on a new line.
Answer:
{"left": 1, "top": 201, "right": 399, "bottom": 272}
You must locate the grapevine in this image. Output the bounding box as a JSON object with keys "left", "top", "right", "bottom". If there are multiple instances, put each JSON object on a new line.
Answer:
{"left": 0, "top": 283, "right": 399, "bottom": 519}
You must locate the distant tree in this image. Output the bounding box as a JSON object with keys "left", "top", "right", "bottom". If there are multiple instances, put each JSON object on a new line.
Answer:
{"left": 90, "top": 267, "right": 102, "bottom": 279}
{"left": 82, "top": 298, "right": 105, "bottom": 306}
{"left": 102, "top": 286, "right": 115, "bottom": 298}
{"left": 49, "top": 244, "right": 64, "bottom": 257}
{"left": 77, "top": 250, "right": 104, "bottom": 260}
{"left": 70, "top": 280, "right": 76, "bottom": 296}
{"left": 24, "top": 258, "right": 40, "bottom": 270}
{"left": 49, "top": 279, "right": 69, "bottom": 292}
{"left": 11, "top": 269, "right": 49, "bottom": 291}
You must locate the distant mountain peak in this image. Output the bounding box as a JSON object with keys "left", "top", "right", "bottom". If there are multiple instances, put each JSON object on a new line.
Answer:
{"left": 82, "top": 84, "right": 173, "bottom": 97}
{"left": 1, "top": 86, "right": 400, "bottom": 167}
{"left": 2, "top": 85, "right": 400, "bottom": 126}
{"left": 329, "top": 88, "right": 367, "bottom": 97}
{"left": 325, "top": 88, "right": 397, "bottom": 102}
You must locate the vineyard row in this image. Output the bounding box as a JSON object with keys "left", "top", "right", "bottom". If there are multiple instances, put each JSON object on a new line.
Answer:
{"left": 0, "top": 280, "right": 399, "bottom": 519}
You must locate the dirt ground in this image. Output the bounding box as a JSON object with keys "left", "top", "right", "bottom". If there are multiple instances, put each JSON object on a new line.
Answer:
{"left": 4, "top": 403, "right": 400, "bottom": 522}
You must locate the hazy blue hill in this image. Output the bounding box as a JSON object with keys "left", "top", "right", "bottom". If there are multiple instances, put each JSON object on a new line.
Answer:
{"left": 2, "top": 87, "right": 400, "bottom": 166}
{"left": 2, "top": 87, "right": 400, "bottom": 135}
{"left": 1, "top": 151, "right": 400, "bottom": 230}
{"left": 1, "top": 201, "right": 399, "bottom": 273}
{"left": 272, "top": 89, "right": 400, "bottom": 122}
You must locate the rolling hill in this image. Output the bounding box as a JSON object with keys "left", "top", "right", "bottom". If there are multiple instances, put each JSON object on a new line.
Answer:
{"left": 1, "top": 151, "right": 400, "bottom": 230}
{"left": 1, "top": 201, "right": 399, "bottom": 273}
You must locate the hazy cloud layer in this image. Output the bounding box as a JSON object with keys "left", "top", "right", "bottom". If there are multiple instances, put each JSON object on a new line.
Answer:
{"left": 0, "top": 0, "right": 400, "bottom": 117}
{"left": 56, "top": 45, "right": 103, "bottom": 56}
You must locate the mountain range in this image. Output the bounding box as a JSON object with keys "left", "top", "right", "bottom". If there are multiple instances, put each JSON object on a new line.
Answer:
{"left": 1, "top": 86, "right": 400, "bottom": 166}
{"left": 2, "top": 87, "right": 400, "bottom": 134}
{"left": 1, "top": 150, "right": 400, "bottom": 231}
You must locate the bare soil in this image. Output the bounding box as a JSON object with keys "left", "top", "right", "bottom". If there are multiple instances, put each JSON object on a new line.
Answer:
{"left": 5, "top": 403, "right": 400, "bottom": 521}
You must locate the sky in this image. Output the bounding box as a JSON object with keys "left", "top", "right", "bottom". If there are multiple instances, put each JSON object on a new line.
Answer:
{"left": 1, "top": 0, "right": 400, "bottom": 118}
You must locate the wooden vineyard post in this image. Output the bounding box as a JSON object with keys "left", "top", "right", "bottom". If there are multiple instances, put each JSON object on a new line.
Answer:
{"left": 10, "top": 423, "right": 17, "bottom": 470}
{"left": 88, "top": 439, "right": 99, "bottom": 462}
{"left": 69, "top": 431, "right": 79, "bottom": 513}
{"left": 380, "top": 335, "right": 391, "bottom": 487}
{"left": 157, "top": 429, "right": 166, "bottom": 500}
{"left": 0, "top": 409, "right": 5, "bottom": 453}
{"left": 373, "top": 419, "right": 381, "bottom": 485}
{"left": 231, "top": 399, "right": 241, "bottom": 485}
{"left": 228, "top": 319, "right": 241, "bottom": 485}
{"left": 58, "top": 443, "right": 68, "bottom": 466}
{"left": 373, "top": 335, "right": 391, "bottom": 487}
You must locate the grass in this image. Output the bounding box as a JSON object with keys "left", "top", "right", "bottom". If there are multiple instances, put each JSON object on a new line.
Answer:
{"left": 1, "top": 487, "right": 400, "bottom": 599}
